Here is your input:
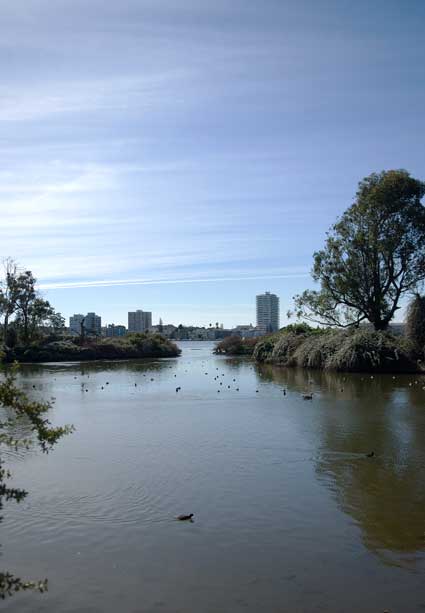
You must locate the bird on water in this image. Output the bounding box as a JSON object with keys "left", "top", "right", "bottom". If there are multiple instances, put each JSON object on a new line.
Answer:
{"left": 177, "top": 513, "right": 194, "bottom": 521}
{"left": 366, "top": 451, "right": 375, "bottom": 458}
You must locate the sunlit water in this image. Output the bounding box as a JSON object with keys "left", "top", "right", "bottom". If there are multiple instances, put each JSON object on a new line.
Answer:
{"left": 2, "top": 341, "right": 425, "bottom": 612}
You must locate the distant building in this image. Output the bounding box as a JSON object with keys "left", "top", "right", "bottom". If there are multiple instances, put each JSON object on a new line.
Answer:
{"left": 105, "top": 324, "right": 127, "bottom": 337}
{"left": 128, "top": 310, "right": 152, "bottom": 333}
{"left": 84, "top": 312, "right": 102, "bottom": 336}
{"left": 256, "top": 292, "right": 279, "bottom": 334}
{"left": 150, "top": 323, "right": 176, "bottom": 338}
{"left": 69, "top": 314, "right": 85, "bottom": 335}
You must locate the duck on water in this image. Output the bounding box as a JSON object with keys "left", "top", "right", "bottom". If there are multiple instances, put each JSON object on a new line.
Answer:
{"left": 177, "top": 513, "right": 194, "bottom": 521}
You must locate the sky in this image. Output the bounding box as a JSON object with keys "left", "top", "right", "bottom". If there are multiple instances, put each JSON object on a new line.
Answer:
{"left": 1, "top": 0, "right": 424, "bottom": 327}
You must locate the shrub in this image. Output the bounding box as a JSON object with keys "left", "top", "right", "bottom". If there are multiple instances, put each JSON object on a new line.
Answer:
{"left": 279, "top": 323, "right": 323, "bottom": 336}
{"left": 270, "top": 333, "right": 307, "bottom": 366}
{"left": 214, "top": 336, "right": 258, "bottom": 356}
{"left": 253, "top": 326, "right": 418, "bottom": 372}
{"left": 293, "top": 330, "right": 343, "bottom": 369}
{"left": 252, "top": 337, "right": 277, "bottom": 362}
{"left": 326, "top": 329, "right": 416, "bottom": 372}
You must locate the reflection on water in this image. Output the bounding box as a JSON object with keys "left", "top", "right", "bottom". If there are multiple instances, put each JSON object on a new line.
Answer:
{"left": 2, "top": 344, "right": 425, "bottom": 612}
{"left": 259, "top": 363, "right": 425, "bottom": 566}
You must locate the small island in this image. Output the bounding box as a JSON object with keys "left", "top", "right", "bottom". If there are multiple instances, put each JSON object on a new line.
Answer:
{"left": 252, "top": 324, "right": 421, "bottom": 373}
{"left": 4, "top": 332, "right": 180, "bottom": 363}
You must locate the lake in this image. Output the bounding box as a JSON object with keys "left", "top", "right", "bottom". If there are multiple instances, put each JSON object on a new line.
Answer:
{"left": 2, "top": 341, "right": 425, "bottom": 612}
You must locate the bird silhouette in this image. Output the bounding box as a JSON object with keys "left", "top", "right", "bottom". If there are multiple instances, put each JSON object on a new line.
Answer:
{"left": 177, "top": 513, "right": 194, "bottom": 521}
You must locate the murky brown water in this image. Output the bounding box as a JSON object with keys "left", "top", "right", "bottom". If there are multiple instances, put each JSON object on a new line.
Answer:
{"left": 2, "top": 342, "right": 425, "bottom": 612}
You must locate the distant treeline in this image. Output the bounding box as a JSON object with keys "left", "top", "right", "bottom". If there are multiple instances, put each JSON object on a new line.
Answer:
{"left": 4, "top": 332, "right": 180, "bottom": 363}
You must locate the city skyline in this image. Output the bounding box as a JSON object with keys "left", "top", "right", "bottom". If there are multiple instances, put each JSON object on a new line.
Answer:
{"left": 1, "top": 1, "right": 424, "bottom": 327}
{"left": 67, "top": 292, "right": 281, "bottom": 330}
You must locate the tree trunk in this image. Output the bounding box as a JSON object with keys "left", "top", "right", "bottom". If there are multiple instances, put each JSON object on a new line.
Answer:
{"left": 373, "top": 319, "right": 389, "bottom": 331}
{"left": 23, "top": 313, "right": 29, "bottom": 342}
{"left": 3, "top": 313, "right": 9, "bottom": 343}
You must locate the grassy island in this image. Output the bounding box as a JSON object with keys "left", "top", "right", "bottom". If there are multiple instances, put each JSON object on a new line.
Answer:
{"left": 2, "top": 332, "right": 181, "bottom": 363}
{"left": 253, "top": 325, "right": 420, "bottom": 373}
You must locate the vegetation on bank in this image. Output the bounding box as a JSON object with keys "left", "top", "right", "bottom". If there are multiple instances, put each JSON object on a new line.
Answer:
{"left": 214, "top": 335, "right": 258, "bottom": 356}
{"left": 3, "top": 332, "right": 180, "bottom": 363}
{"left": 253, "top": 326, "right": 419, "bottom": 373}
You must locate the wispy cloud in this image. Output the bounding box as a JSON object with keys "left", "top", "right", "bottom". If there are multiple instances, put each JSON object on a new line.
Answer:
{"left": 39, "top": 271, "right": 310, "bottom": 291}
{"left": 0, "top": 71, "right": 195, "bottom": 122}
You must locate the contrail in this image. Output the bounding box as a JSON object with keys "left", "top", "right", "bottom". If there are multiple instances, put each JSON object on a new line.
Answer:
{"left": 39, "top": 272, "right": 310, "bottom": 290}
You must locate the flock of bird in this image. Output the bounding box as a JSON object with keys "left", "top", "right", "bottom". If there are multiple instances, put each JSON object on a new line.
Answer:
{"left": 33, "top": 357, "right": 421, "bottom": 526}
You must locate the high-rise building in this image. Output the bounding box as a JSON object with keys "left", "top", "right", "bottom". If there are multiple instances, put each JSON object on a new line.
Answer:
{"left": 128, "top": 310, "right": 152, "bottom": 333}
{"left": 84, "top": 312, "right": 102, "bottom": 336}
{"left": 256, "top": 292, "right": 279, "bottom": 334}
{"left": 69, "top": 314, "right": 85, "bottom": 334}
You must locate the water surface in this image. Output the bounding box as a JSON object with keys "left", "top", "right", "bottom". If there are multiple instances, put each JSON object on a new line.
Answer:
{"left": 2, "top": 341, "right": 425, "bottom": 612}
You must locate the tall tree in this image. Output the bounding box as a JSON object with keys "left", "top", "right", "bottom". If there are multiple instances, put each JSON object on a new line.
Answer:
{"left": 291, "top": 170, "right": 425, "bottom": 330}
{"left": 0, "top": 259, "right": 20, "bottom": 344}
{"left": 12, "top": 271, "right": 36, "bottom": 342}
{"left": 23, "top": 298, "right": 54, "bottom": 340}
{"left": 49, "top": 311, "right": 65, "bottom": 332}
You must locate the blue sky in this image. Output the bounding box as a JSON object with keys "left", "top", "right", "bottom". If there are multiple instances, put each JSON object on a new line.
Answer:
{"left": 1, "top": 0, "right": 424, "bottom": 327}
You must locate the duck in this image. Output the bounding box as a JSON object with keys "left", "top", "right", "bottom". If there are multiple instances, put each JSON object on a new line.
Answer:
{"left": 302, "top": 393, "right": 313, "bottom": 400}
{"left": 366, "top": 451, "right": 375, "bottom": 458}
{"left": 177, "top": 513, "right": 194, "bottom": 521}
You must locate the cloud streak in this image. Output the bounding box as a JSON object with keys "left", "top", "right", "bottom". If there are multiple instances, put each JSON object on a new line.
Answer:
{"left": 39, "top": 272, "right": 310, "bottom": 291}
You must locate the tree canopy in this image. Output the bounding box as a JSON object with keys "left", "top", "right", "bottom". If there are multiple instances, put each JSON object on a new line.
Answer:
{"left": 0, "top": 260, "right": 64, "bottom": 345}
{"left": 291, "top": 170, "right": 425, "bottom": 330}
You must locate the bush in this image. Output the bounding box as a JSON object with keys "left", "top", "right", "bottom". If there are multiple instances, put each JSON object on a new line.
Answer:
{"left": 326, "top": 329, "right": 416, "bottom": 372}
{"left": 253, "top": 326, "right": 419, "bottom": 373}
{"left": 214, "top": 335, "right": 258, "bottom": 356}
{"left": 293, "top": 330, "right": 343, "bottom": 369}
{"left": 279, "top": 323, "right": 323, "bottom": 336}
{"left": 270, "top": 333, "right": 307, "bottom": 366}
{"left": 252, "top": 337, "right": 277, "bottom": 362}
